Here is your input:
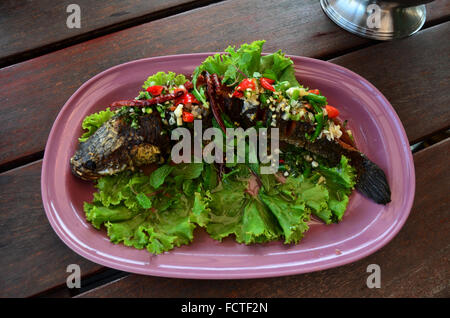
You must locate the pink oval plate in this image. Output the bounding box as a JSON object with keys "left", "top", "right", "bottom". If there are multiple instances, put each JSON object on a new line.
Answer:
{"left": 41, "top": 53, "right": 415, "bottom": 279}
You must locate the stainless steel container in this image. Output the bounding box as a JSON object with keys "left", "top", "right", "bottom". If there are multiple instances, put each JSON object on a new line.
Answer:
{"left": 320, "top": 0, "right": 434, "bottom": 40}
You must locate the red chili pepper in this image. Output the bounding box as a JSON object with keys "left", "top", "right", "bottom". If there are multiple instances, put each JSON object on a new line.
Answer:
{"left": 260, "top": 77, "right": 276, "bottom": 92}
{"left": 182, "top": 111, "right": 194, "bottom": 122}
{"left": 175, "top": 92, "right": 199, "bottom": 106}
{"left": 325, "top": 105, "right": 339, "bottom": 118}
{"left": 183, "top": 81, "right": 194, "bottom": 91}
{"left": 232, "top": 78, "right": 256, "bottom": 98}
{"left": 146, "top": 85, "right": 164, "bottom": 96}
{"left": 237, "top": 78, "right": 256, "bottom": 91}
{"left": 232, "top": 90, "right": 244, "bottom": 98}
{"left": 308, "top": 89, "right": 320, "bottom": 95}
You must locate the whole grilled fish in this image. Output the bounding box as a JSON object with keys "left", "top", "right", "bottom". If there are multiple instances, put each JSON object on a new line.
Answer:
{"left": 70, "top": 113, "right": 168, "bottom": 181}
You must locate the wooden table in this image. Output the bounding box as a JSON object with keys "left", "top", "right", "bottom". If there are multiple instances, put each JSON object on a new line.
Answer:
{"left": 1, "top": 0, "right": 449, "bottom": 298}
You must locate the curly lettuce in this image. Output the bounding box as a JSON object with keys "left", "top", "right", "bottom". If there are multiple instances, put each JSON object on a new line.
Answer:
{"left": 78, "top": 108, "right": 114, "bottom": 142}
{"left": 205, "top": 166, "right": 284, "bottom": 244}
{"left": 83, "top": 156, "right": 356, "bottom": 253}
{"left": 84, "top": 165, "right": 210, "bottom": 254}
{"left": 142, "top": 71, "right": 187, "bottom": 89}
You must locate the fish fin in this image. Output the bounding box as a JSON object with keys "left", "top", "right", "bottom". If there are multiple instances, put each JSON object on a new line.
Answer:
{"left": 355, "top": 156, "right": 391, "bottom": 205}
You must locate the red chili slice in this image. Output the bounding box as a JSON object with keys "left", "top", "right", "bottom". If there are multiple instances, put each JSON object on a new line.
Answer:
{"left": 232, "top": 90, "right": 244, "bottom": 98}
{"left": 182, "top": 111, "right": 194, "bottom": 122}
{"left": 325, "top": 105, "right": 339, "bottom": 118}
{"left": 146, "top": 85, "right": 164, "bottom": 96}
{"left": 237, "top": 78, "right": 256, "bottom": 91}
{"left": 175, "top": 92, "right": 199, "bottom": 106}
{"left": 260, "top": 77, "right": 275, "bottom": 92}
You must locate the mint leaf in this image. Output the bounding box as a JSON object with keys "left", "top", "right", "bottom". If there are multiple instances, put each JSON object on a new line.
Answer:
{"left": 149, "top": 164, "right": 174, "bottom": 189}
{"left": 136, "top": 193, "right": 152, "bottom": 209}
{"left": 171, "top": 162, "right": 203, "bottom": 180}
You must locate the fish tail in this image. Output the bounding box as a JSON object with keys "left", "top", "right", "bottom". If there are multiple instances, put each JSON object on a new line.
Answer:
{"left": 355, "top": 155, "right": 391, "bottom": 204}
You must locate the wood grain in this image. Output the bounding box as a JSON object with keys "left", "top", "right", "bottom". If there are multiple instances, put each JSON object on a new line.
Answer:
{"left": 0, "top": 160, "right": 104, "bottom": 297}
{"left": 0, "top": 0, "right": 449, "bottom": 169}
{"left": 1, "top": 0, "right": 447, "bottom": 66}
{"left": 76, "top": 138, "right": 450, "bottom": 298}
{"left": 0, "top": 0, "right": 216, "bottom": 65}
{"left": 426, "top": 0, "right": 450, "bottom": 25}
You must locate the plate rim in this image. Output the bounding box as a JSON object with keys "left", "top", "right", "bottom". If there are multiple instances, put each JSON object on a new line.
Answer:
{"left": 41, "top": 53, "right": 415, "bottom": 279}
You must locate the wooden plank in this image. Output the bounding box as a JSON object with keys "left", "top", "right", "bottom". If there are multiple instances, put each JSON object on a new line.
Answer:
{"left": 0, "top": 160, "right": 104, "bottom": 297}
{"left": 0, "top": 1, "right": 448, "bottom": 169}
{"left": 426, "top": 0, "right": 450, "bottom": 25}
{"left": 0, "top": 0, "right": 216, "bottom": 65}
{"left": 76, "top": 138, "right": 450, "bottom": 298}
{"left": 330, "top": 22, "right": 450, "bottom": 144}
{"left": 1, "top": 0, "right": 447, "bottom": 66}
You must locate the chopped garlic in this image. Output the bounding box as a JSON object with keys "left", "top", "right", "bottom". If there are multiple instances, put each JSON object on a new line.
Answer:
{"left": 174, "top": 104, "right": 184, "bottom": 126}
{"left": 321, "top": 121, "right": 343, "bottom": 141}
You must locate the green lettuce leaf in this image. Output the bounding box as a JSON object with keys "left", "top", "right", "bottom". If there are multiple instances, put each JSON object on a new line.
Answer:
{"left": 259, "top": 192, "right": 309, "bottom": 244}
{"left": 318, "top": 155, "right": 356, "bottom": 222}
{"left": 283, "top": 175, "right": 332, "bottom": 224}
{"left": 142, "top": 71, "right": 187, "bottom": 89}
{"left": 205, "top": 166, "right": 284, "bottom": 244}
{"left": 84, "top": 164, "right": 210, "bottom": 254}
{"left": 190, "top": 191, "right": 211, "bottom": 227}
{"left": 171, "top": 162, "right": 204, "bottom": 180}
{"left": 136, "top": 193, "right": 152, "bottom": 209}
{"left": 149, "top": 164, "right": 174, "bottom": 189}
{"left": 104, "top": 187, "right": 209, "bottom": 254}
{"left": 222, "top": 40, "right": 265, "bottom": 84}
{"left": 84, "top": 202, "right": 139, "bottom": 229}
{"left": 93, "top": 172, "right": 133, "bottom": 207}
{"left": 260, "top": 50, "right": 300, "bottom": 87}
{"left": 78, "top": 108, "right": 115, "bottom": 142}
{"left": 205, "top": 176, "right": 248, "bottom": 241}
{"left": 319, "top": 155, "right": 356, "bottom": 190}
{"left": 202, "top": 164, "right": 218, "bottom": 190}
{"left": 105, "top": 213, "right": 150, "bottom": 249}
{"left": 238, "top": 198, "right": 282, "bottom": 244}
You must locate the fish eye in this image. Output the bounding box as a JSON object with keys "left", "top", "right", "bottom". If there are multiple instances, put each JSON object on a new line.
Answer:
{"left": 84, "top": 160, "right": 96, "bottom": 170}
